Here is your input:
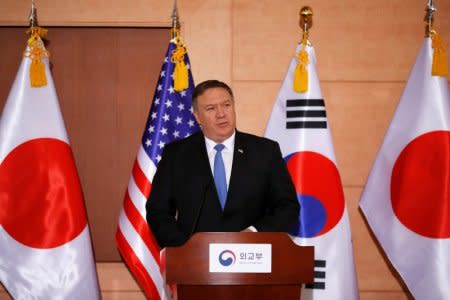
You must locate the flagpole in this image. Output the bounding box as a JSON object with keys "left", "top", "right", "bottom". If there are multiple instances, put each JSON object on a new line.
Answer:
{"left": 29, "top": 0, "right": 38, "bottom": 27}
{"left": 294, "top": 6, "right": 313, "bottom": 93}
{"left": 299, "top": 6, "right": 313, "bottom": 43}
{"left": 264, "top": 6, "right": 359, "bottom": 298}
{"left": 25, "top": 0, "right": 49, "bottom": 87}
{"left": 423, "top": 0, "right": 448, "bottom": 76}
{"left": 424, "top": 0, "right": 436, "bottom": 37}
{"left": 0, "top": 1, "right": 100, "bottom": 297}
{"left": 360, "top": 2, "right": 449, "bottom": 298}
{"left": 170, "top": 0, "right": 189, "bottom": 92}
{"left": 171, "top": 0, "right": 180, "bottom": 37}
{"left": 115, "top": 2, "right": 198, "bottom": 298}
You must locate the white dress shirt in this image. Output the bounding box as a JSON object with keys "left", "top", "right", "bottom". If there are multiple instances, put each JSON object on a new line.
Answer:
{"left": 204, "top": 131, "right": 235, "bottom": 190}
{"left": 203, "top": 131, "right": 257, "bottom": 232}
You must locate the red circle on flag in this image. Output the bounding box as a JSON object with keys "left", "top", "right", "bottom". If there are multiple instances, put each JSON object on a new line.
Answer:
{"left": 0, "top": 138, "right": 87, "bottom": 248}
{"left": 391, "top": 130, "right": 450, "bottom": 238}
{"left": 286, "top": 151, "right": 345, "bottom": 236}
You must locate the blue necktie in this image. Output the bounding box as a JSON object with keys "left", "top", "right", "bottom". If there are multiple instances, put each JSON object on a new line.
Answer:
{"left": 214, "top": 144, "right": 227, "bottom": 209}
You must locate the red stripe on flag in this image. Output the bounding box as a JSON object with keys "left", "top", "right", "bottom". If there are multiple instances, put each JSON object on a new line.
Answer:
{"left": 132, "top": 159, "right": 152, "bottom": 197}
{"left": 116, "top": 229, "right": 161, "bottom": 300}
{"left": 123, "top": 191, "right": 161, "bottom": 263}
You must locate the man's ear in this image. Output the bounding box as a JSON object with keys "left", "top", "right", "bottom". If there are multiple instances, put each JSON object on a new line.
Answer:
{"left": 193, "top": 111, "right": 200, "bottom": 126}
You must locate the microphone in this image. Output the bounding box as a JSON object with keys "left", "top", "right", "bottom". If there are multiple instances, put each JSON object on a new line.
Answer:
{"left": 190, "top": 180, "right": 210, "bottom": 238}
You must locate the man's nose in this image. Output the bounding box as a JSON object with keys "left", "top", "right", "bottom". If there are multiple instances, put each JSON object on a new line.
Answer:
{"left": 216, "top": 106, "right": 225, "bottom": 117}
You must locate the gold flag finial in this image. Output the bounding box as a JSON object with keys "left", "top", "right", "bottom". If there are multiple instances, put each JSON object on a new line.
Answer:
{"left": 424, "top": 0, "right": 448, "bottom": 76}
{"left": 424, "top": 0, "right": 436, "bottom": 37}
{"left": 170, "top": 0, "right": 189, "bottom": 92}
{"left": 29, "top": 0, "right": 38, "bottom": 28}
{"left": 299, "top": 6, "right": 313, "bottom": 41}
{"left": 294, "top": 6, "right": 313, "bottom": 93}
{"left": 171, "top": 0, "right": 180, "bottom": 38}
{"left": 25, "top": 0, "right": 49, "bottom": 87}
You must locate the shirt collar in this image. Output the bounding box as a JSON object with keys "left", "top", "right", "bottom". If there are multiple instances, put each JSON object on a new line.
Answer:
{"left": 204, "top": 131, "right": 236, "bottom": 154}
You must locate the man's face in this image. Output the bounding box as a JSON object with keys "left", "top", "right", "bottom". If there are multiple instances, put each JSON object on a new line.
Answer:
{"left": 193, "top": 87, "right": 236, "bottom": 143}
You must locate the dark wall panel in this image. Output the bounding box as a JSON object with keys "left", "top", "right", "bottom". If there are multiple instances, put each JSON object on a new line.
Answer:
{"left": 0, "top": 27, "right": 168, "bottom": 261}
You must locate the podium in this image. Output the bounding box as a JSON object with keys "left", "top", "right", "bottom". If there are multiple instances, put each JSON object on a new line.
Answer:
{"left": 165, "top": 232, "right": 314, "bottom": 300}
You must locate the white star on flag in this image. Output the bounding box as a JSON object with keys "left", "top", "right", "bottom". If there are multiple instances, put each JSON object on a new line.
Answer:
{"left": 116, "top": 35, "right": 199, "bottom": 300}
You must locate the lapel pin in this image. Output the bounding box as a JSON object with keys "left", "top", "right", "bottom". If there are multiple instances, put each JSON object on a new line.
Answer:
{"left": 238, "top": 148, "right": 244, "bottom": 154}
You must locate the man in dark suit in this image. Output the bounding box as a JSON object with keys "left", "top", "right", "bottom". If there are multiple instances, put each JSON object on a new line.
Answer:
{"left": 146, "top": 80, "right": 299, "bottom": 248}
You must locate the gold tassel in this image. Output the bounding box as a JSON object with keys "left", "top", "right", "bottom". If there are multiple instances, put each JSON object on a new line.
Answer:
{"left": 431, "top": 31, "right": 448, "bottom": 76}
{"left": 30, "top": 57, "right": 47, "bottom": 87}
{"left": 294, "top": 39, "right": 309, "bottom": 93}
{"left": 25, "top": 27, "right": 49, "bottom": 87}
{"left": 171, "top": 38, "right": 189, "bottom": 92}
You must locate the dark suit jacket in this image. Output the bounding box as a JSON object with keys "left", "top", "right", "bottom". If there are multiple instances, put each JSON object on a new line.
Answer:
{"left": 146, "top": 130, "right": 299, "bottom": 248}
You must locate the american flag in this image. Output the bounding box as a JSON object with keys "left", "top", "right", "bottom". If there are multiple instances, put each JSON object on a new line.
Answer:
{"left": 116, "top": 38, "right": 199, "bottom": 300}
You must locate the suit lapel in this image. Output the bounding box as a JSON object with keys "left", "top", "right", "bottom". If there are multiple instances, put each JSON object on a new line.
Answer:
{"left": 225, "top": 131, "right": 247, "bottom": 211}
{"left": 193, "top": 131, "right": 248, "bottom": 212}
{"left": 189, "top": 132, "right": 225, "bottom": 214}
{"left": 190, "top": 132, "right": 214, "bottom": 182}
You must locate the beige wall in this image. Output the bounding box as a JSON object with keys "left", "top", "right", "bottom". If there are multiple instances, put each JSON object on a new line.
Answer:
{"left": 1, "top": 0, "right": 450, "bottom": 299}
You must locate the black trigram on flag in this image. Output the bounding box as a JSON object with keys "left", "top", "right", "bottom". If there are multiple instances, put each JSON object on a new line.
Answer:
{"left": 286, "top": 99, "right": 327, "bottom": 129}
{"left": 305, "top": 259, "right": 326, "bottom": 290}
